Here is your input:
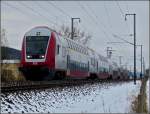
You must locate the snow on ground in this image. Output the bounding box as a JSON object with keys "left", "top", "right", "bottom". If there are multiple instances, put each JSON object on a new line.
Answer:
{"left": 1, "top": 81, "right": 141, "bottom": 113}
{"left": 146, "top": 79, "right": 149, "bottom": 112}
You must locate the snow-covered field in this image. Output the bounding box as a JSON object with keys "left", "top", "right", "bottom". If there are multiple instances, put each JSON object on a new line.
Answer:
{"left": 146, "top": 79, "right": 149, "bottom": 112}
{"left": 1, "top": 81, "right": 141, "bottom": 113}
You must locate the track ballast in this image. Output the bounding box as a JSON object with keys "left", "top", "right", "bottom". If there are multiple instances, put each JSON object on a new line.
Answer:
{"left": 1, "top": 79, "right": 132, "bottom": 93}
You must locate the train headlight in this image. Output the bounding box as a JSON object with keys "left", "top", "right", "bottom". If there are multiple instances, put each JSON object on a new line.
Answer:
{"left": 27, "top": 55, "right": 31, "bottom": 59}
{"left": 40, "top": 55, "right": 45, "bottom": 58}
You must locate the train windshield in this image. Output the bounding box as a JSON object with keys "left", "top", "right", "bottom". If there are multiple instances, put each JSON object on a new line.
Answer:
{"left": 26, "top": 36, "right": 49, "bottom": 59}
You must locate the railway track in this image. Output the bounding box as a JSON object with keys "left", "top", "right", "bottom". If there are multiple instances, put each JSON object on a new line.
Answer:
{"left": 1, "top": 79, "right": 103, "bottom": 93}
{"left": 1, "top": 79, "right": 132, "bottom": 93}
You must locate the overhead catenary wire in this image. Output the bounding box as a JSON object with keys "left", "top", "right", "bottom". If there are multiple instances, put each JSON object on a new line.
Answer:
{"left": 103, "top": 1, "right": 113, "bottom": 29}
{"left": 115, "top": 0, "right": 124, "bottom": 17}
{"left": 85, "top": 2, "right": 114, "bottom": 35}
{"left": 34, "top": 1, "right": 69, "bottom": 30}
{"left": 46, "top": 1, "right": 90, "bottom": 40}
{"left": 115, "top": 0, "right": 130, "bottom": 34}
{"left": 18, "top": 1, "right": 57, "bottom": 26}
{"left": 78, "top": 2, "right": 112, "bottom": 46}
{"left": 81, "top": 2, "right": 128, "bottom": 58}
{"left": 47, "top": 1, "right": 71, "bottom": 19}
{"left": 4, "top": 2, "right": 65, "bottom": 33}
{"left": 113, "top": 0, "right": 133, "bottom": 61}
{"left": 78, "top": 2, "right": 124, "bottom": 56}
{"left": 35, "top": 1, "right": 67, "bottom": 24}
{"left": 3, "top": 2, "right": 34, "bottom": 18}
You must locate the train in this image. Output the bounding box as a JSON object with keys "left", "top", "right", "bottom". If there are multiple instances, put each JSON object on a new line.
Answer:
{"left": 19, "top": 26, "right": 132, "bottom": 81}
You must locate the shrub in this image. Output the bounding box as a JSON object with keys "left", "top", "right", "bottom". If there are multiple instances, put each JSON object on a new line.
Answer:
{"left": 1, "top": 63, "right": 26, "bottom": 82}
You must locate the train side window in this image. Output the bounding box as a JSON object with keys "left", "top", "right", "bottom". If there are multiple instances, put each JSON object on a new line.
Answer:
{"left": 66, "top": 39, "right": 70, "bottom": 48}
{"left": 91, "top": 58, "right": 92, "bottom": 65}
{"left": 78, "top": 46, "right": 80, "bottom": 53}
{"left": 81, "top": 47, "right": 83, "bottom": 53}
{"left": 75, "top": 44, "right": 77, "bottom": 51}
{"left": 57, "top": 45, "right": 60, "bottom": 54}
{"left": 72, "top": 42, "right": 74, "bottom": 49}
{"left": 82, "top": 48, "right": 84, "bottom": 54}
{"left": 71, "top": 42, "right": 74, "bottom": 50}
{"left": 68, "top": 40, "right": 70, "bottom": 48}
{"left": 80, "top": 47, "right": 82, "bottom": 53}
{"left": 70, "top": 41, "right": 72, "bottom": 49}
{"left": 62, "top": 47, "right": 66, "bottom": 57}
{"left": 73, "top": 43, "right": 75, "bottom": 50}
{"left": 84, "top": 48, "right": 86, "bottom": 54}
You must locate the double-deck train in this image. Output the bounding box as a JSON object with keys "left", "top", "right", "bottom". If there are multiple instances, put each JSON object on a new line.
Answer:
{"left": 19, "top": 26, "right": 130, "bottom": 81}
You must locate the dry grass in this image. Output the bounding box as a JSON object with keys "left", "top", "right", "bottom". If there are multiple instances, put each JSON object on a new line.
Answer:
{"left": 131, "top": 95, "right": 138, "bottom": 113}
{"left": 131, "top": 78, "right": 148, "bottom": 113}
{"left": 1, "top": 63, "right": 26, "bottom": 82}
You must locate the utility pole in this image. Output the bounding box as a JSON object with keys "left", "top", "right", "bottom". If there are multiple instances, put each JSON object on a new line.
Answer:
{"left": 143, "top": 57, "right": 145, "bottom": 76}
{"left": 141, "top": 45, "right": 143, "bottom": 78}
{"left": 125, "top": 13, "right": 136, "bottom": 85}
{"left": 139, "top": 45, "right": 143, "bottom": 78}
{"left": 136, "top": 45, "right": 143, "bottom": 79}
{"left": 71, "top": 18, "right": 80, "bottom": 40}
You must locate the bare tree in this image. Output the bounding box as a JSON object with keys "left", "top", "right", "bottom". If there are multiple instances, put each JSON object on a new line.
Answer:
{"left": 1, "top": 28, "right": 8, "bottom": 60}
{"left": 1, "top": 28, "right": 8, "bottom": 47}
{"left": 58, "top": 25, "right": 92, "bottom": 45}
{"left": 81, "top": 33, "right": 92, "bottom": 45}
{"left": 59, "top": 24, "right": 71, "bottom": 38}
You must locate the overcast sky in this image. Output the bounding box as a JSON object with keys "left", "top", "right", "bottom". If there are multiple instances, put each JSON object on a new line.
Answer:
{"left": 1, "top": 1, "right": 149, "bottom": 71}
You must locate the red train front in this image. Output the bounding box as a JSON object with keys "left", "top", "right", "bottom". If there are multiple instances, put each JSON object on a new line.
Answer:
{"left": 20, "top": 26, "right": 57, "bottom": 80}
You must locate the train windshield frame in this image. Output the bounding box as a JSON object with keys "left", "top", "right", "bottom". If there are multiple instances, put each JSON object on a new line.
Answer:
{"left": 26, "top": 36, "right": 49, "bottom": 59}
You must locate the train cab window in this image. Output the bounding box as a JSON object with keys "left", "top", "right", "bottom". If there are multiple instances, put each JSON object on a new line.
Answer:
{"left": 57, "top": 45, "right": 60, "bottom": 54}
{"left": 26, "top": 36, "right": 49, "bottom": 58}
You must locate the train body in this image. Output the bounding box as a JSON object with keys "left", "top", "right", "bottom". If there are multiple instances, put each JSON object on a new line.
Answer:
{"left": 20, "top": 26, "right": 128, "bottom": 80}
